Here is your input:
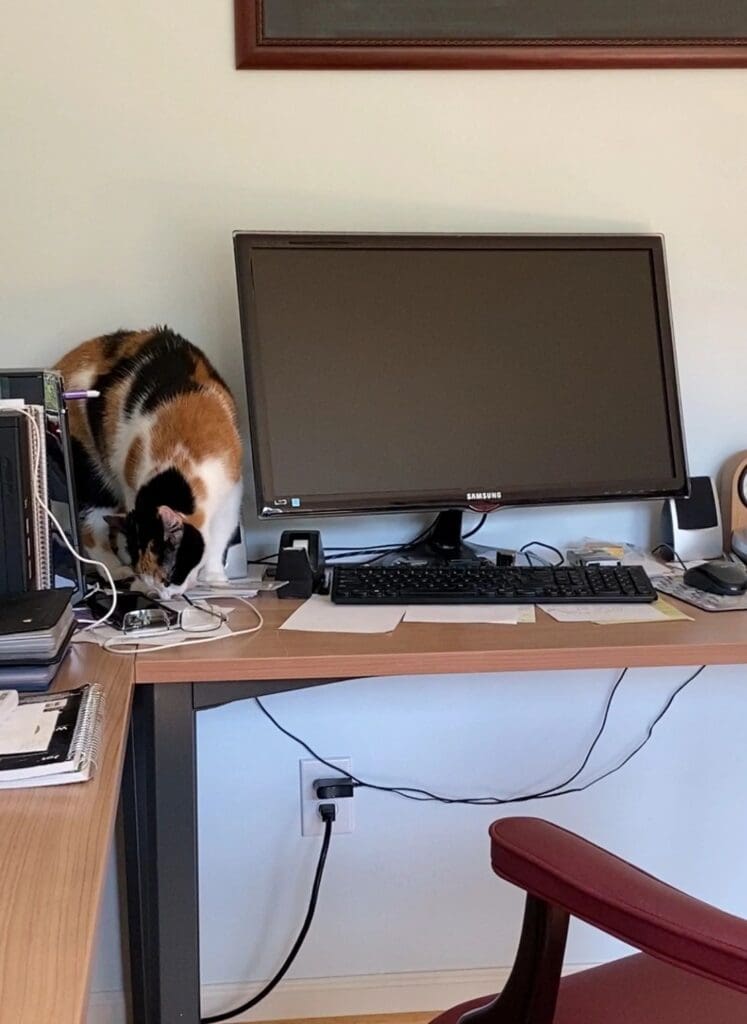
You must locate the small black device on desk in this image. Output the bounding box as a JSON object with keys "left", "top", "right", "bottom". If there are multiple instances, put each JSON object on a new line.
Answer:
{"left": 683, "top": 559, "right": 747, "bottom": 597}
{"left": 275, "top": 530, "right": 326, "bottom": 599}
{"left": 331, "top": 563, "right": 656, "bottom": 605}
{"left": 86, "top": 592, "right": 179, "bottom": 632}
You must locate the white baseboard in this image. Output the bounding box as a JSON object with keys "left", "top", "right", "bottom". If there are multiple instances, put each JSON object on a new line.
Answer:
{"left": 88, "top": 963, "right": 594, "bottom": 1024}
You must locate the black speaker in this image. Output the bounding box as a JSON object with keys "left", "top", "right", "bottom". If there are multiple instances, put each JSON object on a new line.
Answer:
{"left": 275, "top": 530, "right": 325, "bottom": 599}
{"left": 661, "top": 476, "right": 722, "bottom": 562}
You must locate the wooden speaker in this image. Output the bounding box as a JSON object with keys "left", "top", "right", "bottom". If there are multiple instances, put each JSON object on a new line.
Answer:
{"left": 720, "top": 451, "right": 747, "bottom": 551}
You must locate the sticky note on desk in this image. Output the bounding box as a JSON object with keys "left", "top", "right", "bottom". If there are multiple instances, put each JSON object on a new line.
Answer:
{"left": 539, "top": 597, "right": 691, "bottom": 625}
{"left": 280, "top": 595, "right": 406, "bottom": 633}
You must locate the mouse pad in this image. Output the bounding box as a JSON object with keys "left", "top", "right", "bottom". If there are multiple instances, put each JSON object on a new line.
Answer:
{"left": 652, "top": 574, "right": 747, "bottom": 613}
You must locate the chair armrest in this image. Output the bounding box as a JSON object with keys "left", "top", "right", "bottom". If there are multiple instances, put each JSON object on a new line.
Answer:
{"left": 490, "top": 817, "right": 747, "bottom": 994}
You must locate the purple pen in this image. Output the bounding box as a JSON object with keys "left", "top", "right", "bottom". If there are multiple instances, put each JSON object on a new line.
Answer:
{"left": 63, "top": 390, "right": 101, "bottom": 400}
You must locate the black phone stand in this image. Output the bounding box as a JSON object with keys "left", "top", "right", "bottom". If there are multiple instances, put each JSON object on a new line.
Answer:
{"left": 276, "top": 530, "right": 326, "bottom": 599}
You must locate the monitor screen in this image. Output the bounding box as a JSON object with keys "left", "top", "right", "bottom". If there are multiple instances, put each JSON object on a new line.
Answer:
{"left": 234, "top": 234, "right": 687, "bottom": 517}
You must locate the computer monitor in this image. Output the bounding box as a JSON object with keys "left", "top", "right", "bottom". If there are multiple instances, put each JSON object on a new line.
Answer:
{"left": 234, "top": 233, "right": 688, "bottom": 558}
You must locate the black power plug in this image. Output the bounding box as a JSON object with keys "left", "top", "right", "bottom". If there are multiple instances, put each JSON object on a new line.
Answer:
{"left": 318, "top": 802, "right": 337, "bottom": 823}
{"left": 313, "top": 776, "right": 356, "bottom": 800}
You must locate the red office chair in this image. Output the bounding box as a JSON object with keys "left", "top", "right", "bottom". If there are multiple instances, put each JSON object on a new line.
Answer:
{"left": 431, "top": 817, "right": 747, "bottom": 1024}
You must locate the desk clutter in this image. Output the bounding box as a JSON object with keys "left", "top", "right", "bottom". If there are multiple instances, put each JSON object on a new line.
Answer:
{"left": 0, "top": 683, "right": 103, "bottom": 788}
{"left": 2, "top": 354, "right": 747, "bottom": 663}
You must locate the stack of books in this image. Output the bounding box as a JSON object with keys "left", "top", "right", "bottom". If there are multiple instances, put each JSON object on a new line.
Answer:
{"left": 0, "top": 589, "right": 75, "bottom": 691}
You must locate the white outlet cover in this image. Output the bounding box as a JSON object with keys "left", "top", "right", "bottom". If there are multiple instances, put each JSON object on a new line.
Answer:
{"left": 299, "top": 757, "right": 354, "bottom": 836}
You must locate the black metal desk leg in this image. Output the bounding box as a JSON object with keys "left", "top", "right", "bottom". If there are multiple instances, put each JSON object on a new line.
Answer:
{"left": 121, "top": 683, "right": 201, "bottom": 1024}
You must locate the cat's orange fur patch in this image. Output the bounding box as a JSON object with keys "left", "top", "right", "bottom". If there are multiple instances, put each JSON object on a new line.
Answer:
{"left": 186, "top": 510, "right": 206, "bottom": 530}
{"left": 150, "top": 393, "right": 241, "bottom": 481}
{"left": 193, "top": 359, "right": 218, "bottom": 388}
{"left": 124, "top": 437, "right": 145, "bottom": 489}
{"left": 138, "top": 546, "right": 160, "bottom": 579}
{"left": 102, "top": 379, "right": 130, "bottom": 460}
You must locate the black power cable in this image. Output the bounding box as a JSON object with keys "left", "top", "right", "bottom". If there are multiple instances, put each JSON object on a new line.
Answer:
{"left": 462, "top": 513, "right": 488, "bottom": 539}
{"left": 520, "top": 541, "right": 564, "bottom": 567}
{"left": 209, "top": 665, "right": 704, "bottom": 1019}
{"left": 201, "top": 806, "right": 336, "bottom": 1024}
{"left": 253, "top": 665, "right": 705, "bottom": 806}
{"left": 651, "top": 543, "right": 689, "bottom": 573}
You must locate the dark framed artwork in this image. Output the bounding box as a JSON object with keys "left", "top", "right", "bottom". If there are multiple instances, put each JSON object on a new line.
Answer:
{"left": 235, "top": 0, "right": 747, "bottom": 69}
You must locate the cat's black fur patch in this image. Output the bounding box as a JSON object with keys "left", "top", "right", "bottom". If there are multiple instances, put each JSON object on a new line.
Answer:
{"left": 130, "top": 469, "right": 203, "bottom": 584}
{"left": 123, "top": 329, "right": 201, "bottom": 416}
{"left": 136, "top": 468, "right": 195, "bottom": 516}
{"left": 70, "top": 437, "right": 119, "bottom": 509}
{"left": 101, "top": 330, "right": 132, "bottom": 360}
{"left": 88, "top": 351, "right": 145, "bottom": 451}
{"left": 91, "top": 327, "right": 231, "bottom": 429}
{"left": 170, "top": 524, "right": 205, "bottom": 586}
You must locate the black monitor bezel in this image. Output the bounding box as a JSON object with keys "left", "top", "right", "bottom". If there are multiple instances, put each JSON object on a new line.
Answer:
{"left": 234, "top": 232, "right": 689, "bottom": 519}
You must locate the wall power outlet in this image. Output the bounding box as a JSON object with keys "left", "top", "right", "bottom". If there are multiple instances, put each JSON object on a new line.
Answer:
{"left": 299, "top": 757, "right": 354, "bottom": 836}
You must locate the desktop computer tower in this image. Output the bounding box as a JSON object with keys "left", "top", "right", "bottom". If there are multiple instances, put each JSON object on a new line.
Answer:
{"left": 0, "top": 370, "right": 84, "bottom": 601}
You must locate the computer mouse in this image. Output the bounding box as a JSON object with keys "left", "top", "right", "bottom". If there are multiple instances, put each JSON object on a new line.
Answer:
{"left": 684, "top": 559, "right": 747, "bottom": 596}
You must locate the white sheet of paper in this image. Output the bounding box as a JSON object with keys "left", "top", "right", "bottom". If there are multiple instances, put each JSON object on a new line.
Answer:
{"left": 403, "top": 605, "right": 535, "bottom": 625}
{"left": 280, "top": 595, "right": 406, "bottom": 633}
{"left": 0, "top": 690, "right": 19, "bottom": 725}
{"left": 0, "top": 703, "right": 59, "bottom": 755}
{"left": 539, "top": 602, "right": 671, "bottom": 624}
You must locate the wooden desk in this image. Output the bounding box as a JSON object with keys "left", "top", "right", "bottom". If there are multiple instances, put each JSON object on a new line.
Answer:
{"left": 0, "top": 645, "right": 134, "bottom": 1024}
{"left": 122, "top": 594, "right": 747, "bottom": 1024}
{"left": 136, "top": 598, "right": 747, "bottom": 683}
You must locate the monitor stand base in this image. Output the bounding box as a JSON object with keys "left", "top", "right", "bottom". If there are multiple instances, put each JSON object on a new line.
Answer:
{"left": 384, "top": 510, "right": 480, "bottom": 564}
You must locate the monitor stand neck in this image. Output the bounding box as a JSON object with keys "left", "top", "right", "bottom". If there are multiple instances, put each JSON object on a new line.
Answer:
{"left": 404, "top": 509, "right": 479, "bottom": 563}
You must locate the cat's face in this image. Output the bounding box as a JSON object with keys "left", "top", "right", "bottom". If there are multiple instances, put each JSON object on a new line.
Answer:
{"left": 111, "top": 505, "right": 205, "bottom": 597}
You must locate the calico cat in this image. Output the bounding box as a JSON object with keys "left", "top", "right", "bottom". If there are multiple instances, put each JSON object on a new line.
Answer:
{"left": 55, "top": 327, "right": 243, "bottom": 596}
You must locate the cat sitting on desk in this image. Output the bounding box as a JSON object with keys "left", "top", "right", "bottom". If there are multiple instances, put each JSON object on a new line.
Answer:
{"left": 55, "top": 327, "right": 243, "bottom": 597}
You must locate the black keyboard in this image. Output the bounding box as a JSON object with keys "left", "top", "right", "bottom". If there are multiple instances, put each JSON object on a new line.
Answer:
{"left": 331, "top": 562, "right": 657, "bottom": 605}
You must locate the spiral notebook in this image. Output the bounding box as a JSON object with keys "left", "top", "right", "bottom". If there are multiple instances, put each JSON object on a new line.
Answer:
{"left": 0, "top": 684, "right": 103, "bottom": 788}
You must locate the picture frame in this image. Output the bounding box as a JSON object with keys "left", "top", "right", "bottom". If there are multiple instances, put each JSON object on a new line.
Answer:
{"left": 235, "top": 0, "right": 747, "bottom": 69}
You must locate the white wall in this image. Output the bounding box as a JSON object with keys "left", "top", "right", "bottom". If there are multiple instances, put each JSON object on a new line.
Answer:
{"left": 3, "top": 1, "right": 747, "bottom": 1017}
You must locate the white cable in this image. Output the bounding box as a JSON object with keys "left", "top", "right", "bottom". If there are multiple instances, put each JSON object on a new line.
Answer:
{"left": 17, "top": 407, "right": 119, "bottom": 630}
{"left": 181, "top": 597, "right": 228, "bottom": 633}
{"left": 102, "top": 599, "right": 263, "bottom": 654}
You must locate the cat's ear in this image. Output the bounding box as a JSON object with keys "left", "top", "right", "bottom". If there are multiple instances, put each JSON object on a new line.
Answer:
{"left": 157, "top": 505, "right": 185, "bottom": 546}
{"left": 103, "top": 513, "right": 128, "bottom": 533}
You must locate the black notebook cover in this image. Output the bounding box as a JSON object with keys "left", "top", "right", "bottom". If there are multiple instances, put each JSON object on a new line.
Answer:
{"left": 0, "top": 684, "right": 104, "bottom": 786}
{"left": 0, "top": 589, "right": 74, "bottom": 637}
{"left": 0, "top": 686, "right": 83, "bottom": 774}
